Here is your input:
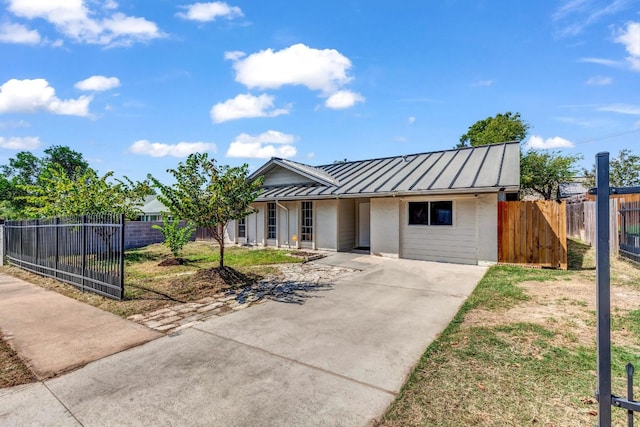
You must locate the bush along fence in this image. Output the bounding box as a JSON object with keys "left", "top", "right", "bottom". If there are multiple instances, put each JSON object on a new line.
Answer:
{"left": 4, "top": 214, "right": 125, "bottom": 300}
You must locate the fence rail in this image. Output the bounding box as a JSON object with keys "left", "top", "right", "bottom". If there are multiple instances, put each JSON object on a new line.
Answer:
{"left": 498, "top": 200, "right": 567, "bottom": 269}
{"left": 619, "top": 195, "right": 640, "bottom": 264}
{"left": 4, "top": 214, "right": 125, "bottom": 300}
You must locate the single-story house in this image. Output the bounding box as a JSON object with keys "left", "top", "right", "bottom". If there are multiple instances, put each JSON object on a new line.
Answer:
{"left": 226, "top": 142, "right": 520, "bottom": 266}
{"left": 138, "top": 195, "right": 166, "bottom": 221}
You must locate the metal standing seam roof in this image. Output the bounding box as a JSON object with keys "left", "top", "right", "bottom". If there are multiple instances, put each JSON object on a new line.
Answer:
{"left": 253, "top": 142, "right": 521, "bottom": 201}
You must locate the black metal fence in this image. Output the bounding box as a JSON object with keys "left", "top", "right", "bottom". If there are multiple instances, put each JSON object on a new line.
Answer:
{"left": 592, "top": 153, "right": 640, "bottom": 426}
{"left": 619, "top": 196, "right": 640, "bottom": 264}
{"left": 4, "top": 214, "right": 125, "bottom": 300}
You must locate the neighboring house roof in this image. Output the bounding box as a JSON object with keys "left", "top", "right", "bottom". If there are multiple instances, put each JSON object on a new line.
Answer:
{"left": 558, "top": 181, "right": 588, "bottom": 199}
{"left": 140, "top": 195, "right": 167, "bottom": 214}
{"left": 250, "top": 142, "right": 520, "bottom": 201}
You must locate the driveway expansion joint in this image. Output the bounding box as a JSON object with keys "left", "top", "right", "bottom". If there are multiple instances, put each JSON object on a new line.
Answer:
{"left": 43, "top": 382, "right": 84, "bottom": 426}
{"left": 193, "top": 327, "right": 398, "bottom": 397}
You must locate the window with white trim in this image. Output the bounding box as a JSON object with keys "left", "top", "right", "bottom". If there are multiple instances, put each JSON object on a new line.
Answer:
{"left": 408, "top": 201, "right": 453, "bottom": 226}
{"left": 301, "top": 201, "right": 313, "bottom": 241}
{"left": 238, "top": 217, "right": 246, "bottom": 238}
{"left": 267, "top": 202, "right": 277, "bottom": 239}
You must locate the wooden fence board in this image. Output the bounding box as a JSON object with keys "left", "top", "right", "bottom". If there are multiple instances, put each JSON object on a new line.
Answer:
{"left": 498, "top": 200, "right": 567, "bottom": 269}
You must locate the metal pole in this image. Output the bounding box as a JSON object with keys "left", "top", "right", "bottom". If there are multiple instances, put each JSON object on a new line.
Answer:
{"left": 596, "top": 152, "right": 612, "bottom": 427}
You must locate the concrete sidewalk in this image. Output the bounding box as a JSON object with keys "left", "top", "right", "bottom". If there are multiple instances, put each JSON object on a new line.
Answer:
{"left": 0, "top": 273, "right": 161, "bottom": 379}
{"left": 0, "top": 255, "right": 486, "bottom": 426}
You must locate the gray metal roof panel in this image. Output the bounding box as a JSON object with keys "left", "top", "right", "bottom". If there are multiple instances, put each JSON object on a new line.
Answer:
{"left": 452, "top": 146, "right": 488, "bottom": 188}
{"left": 473, "top": 144, "right": 504, "bottom": 187}
{"left": 498, "top": 142, "right": 520, "bottom": 187}
{"left": 254, "top": 142, "right": 520, "bottom": 201}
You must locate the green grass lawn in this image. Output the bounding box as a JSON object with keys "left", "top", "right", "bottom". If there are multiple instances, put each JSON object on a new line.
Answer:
{"left": 380, "top": 239, "right": 640, "bottom": 426}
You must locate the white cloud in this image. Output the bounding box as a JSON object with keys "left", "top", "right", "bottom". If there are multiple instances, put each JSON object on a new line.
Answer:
{"left": 224, "top": 50, "right": 245, "bottom": 61}
{"left": 615, "top": 21, "right": 640, "bottom": 71}
{"left": 0, "top": 78, "right": 92, "bottom": 116}
{"left": 226, "top": 130, "right": 297, "bottom": 158}
{"left": 231, "top": 43, "right": 353, "bottom": 94}
{"left": 579, "top": 57, "right": 623, "bottom": 67}
{"left": 177, "top": 2, "right": 243, "bottom": 22}
{"left": 306, "top": 152, "right": 315, "bottom": 159}
{"left": 129, "top": 140, "right": 216, "bottom": 157}
{"left": 598, "top": 103, "right": 640, "bottom": 115}
{"left": 585, "top": 75, "right": 612, "bottom": 85}
{"left": 324, "top": 90, "right": 364, "bottom": 109}
{"left": 6, "top": 0, "right": 163, "bottom": 47}
{"left": 0, "top": 119, "right": 30, "bottom": 129}
{"left": 74, "top": 75, "right": 121, "bottom": 91}
{"left": 526, "top": 135, "right": 575, "bottom": 149}
{"left": 552, "top": 0, "right": 629, "bottom": 37}
{"left": 408, "top": 116, "right": 416, "bottom": 124}
{"left": 472, "top": 79, "right": 494, "bottom": 87}
{"left": 210, "top": 93, "right": 290, "bottom": 123}
{"left": 0, "top": 22, "right": 41, "bottom": 44}
{"left": 0, "top": 136, "right": 40, "bottom": 150}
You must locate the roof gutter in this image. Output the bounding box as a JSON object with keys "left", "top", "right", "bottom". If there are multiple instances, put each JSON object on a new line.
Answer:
{"left": 256, "top": 185, "right": 520, "bottom": 202}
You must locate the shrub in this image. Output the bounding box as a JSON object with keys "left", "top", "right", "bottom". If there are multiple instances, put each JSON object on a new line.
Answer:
{"left": 152, "top": 217, "right": 196, "bottom": 258}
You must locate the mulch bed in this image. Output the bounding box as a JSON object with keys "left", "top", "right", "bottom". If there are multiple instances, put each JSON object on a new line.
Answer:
{"left": 169, "top": 267, "right": 259, "bottom": 300}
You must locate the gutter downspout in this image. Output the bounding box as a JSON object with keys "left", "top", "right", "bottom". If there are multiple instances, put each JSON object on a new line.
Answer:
{"left": 276, "top": 200, "right": 289, "bottom": 248}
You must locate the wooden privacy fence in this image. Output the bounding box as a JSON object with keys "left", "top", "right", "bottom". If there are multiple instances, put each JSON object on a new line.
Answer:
{"left": 498, "top": 201, "right": 567, "bottom": 269}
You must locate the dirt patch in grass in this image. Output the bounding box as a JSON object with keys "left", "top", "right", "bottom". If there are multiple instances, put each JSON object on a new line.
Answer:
{"left": 0, "top": 334, "right": 36, "bottom": 389}
{"left": 380, "top": 239, "right": 640, "bottom": 426}
{"left": 158, "top": 258, "right": 187, "bottom": 267}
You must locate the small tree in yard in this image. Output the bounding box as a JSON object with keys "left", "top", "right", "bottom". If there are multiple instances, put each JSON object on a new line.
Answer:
{"left": 148, "top": 153, "right": 263, "bottom": 269}
{"left": 152, "top": 217, "right": 196, "bottom": 260}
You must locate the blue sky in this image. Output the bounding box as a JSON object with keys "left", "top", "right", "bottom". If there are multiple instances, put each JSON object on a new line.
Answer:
{"left": 1, "top": 0, "right": 639, "bottom": 183}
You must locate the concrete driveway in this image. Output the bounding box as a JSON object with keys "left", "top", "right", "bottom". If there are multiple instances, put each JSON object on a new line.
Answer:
{"left": 1, "top": 253, "right": 486, "bottom": 426}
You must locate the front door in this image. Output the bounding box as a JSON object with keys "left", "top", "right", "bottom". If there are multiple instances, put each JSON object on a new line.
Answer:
{"left": 358, "top": 202, "right": 370, "bottom": 248}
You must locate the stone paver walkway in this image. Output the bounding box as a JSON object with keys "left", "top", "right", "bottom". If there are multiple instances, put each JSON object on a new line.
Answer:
{"left": 128, "top": 263, "right": 355, "bottom": 334}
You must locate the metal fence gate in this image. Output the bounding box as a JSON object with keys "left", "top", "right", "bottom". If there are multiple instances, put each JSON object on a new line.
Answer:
{"left": 593, "top": 153, "right": 640, "bottom": 426}
{"left": 4, "top": 214, "right": 125, "bottom": 300}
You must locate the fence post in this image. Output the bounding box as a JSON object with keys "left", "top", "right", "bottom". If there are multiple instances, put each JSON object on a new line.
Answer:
{"left": 54, "top": 217, "right": 59, "bottom": 279}
{"left": 0, "top": 224, "right": 4, "bottom": 266}
{"left": 119, "top": 214, "right": 125, "bottom": 300}
{"left": 596, "top": 152, "right": 612, "bottom": 427}
{"left": 81, "top": 215, "right": 87, "bottom": 293}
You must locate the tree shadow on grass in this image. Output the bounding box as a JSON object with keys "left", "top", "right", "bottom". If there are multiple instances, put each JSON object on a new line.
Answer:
{"left": 125, "top": 284, "right": 186, "bottom": 303}
{"left": 240, "top": 280, "right": 334, "bottom": 305}
{"left": 567, "top": 238, "right": 596, "bottom": 271}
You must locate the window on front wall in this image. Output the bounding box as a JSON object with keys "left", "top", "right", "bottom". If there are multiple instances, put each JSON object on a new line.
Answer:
{"left": 408, "top": 201, "right": 453, "bottom": 226}
{"left": 267, "top": 202, "right": 277, "bottom": 239}
{"left": 301, "top": 201, "right": 313, "bottom": 241}
{"left": 238, "top": 217, "right": 246, "bottom": 238}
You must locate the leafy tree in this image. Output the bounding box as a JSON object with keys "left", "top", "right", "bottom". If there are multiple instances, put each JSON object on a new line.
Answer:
{"left": 21, "top": 166, "right": 152, "bottom": 219}
{"left": 457, "top": 112, "right": 530, "bottom": 148}
{"left": 152, "top": 217, "right": 196, "bottom": 259}
{"left": 521, "top": 149, "right": 582, "bottom": 200}
{"left": 42, "top": 145, "right": 89, "bottom": 180}
{"left": 583, "top": 149, "right": 640, "bottom": 188}
{"left": 0, "top": 146, "right": 90, "bottom": 219}
{"left": 148, "top": 153, "right": 263, "bottom": 268}
{"left": 19, "top": 165, "right": 152, "bottom": 253}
